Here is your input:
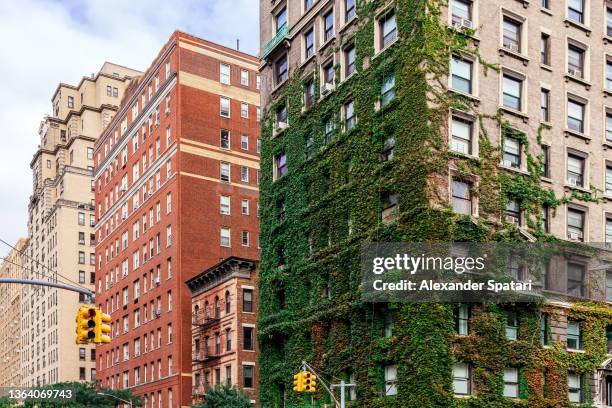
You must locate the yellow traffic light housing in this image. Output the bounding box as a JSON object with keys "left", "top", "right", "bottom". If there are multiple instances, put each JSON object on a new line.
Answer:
{"left": 94, "top": 310, "right": 112, "bottom": 344}
{"left": 75, "top": 306, "right": 96, "bottom": 345}
{"left": 304, "top": 371, "right": 317, "bottom": 393}
{"left": 293, "top": 372, "right": 305, "bottom": 392}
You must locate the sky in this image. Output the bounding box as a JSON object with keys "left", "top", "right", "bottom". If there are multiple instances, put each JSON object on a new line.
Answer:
{"left": 0, "top": 0, "right": 260, "bottom": 257}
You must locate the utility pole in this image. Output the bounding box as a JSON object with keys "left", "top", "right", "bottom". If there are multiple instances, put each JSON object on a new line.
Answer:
{"left": 331, "top": 380, "right": 356, "bottom": 408}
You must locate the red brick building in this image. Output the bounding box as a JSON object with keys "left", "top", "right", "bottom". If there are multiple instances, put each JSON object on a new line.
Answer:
{"left": 93, "top": 31, "right": 260, "bottom": 408}
{"left": 187, "top": 257, "right": 259, "bottom": 406}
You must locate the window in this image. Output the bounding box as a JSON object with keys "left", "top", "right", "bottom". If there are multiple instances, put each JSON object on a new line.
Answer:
{"left": 503, "top": 137, "right": 521, "bottom": 169}
{"left": 541, "top": 33, "right": 550, "bottom": 65}
{"left": 567, "top": 208, "right": 585, "bottom": 241}
{"left": 607, "top": 60, "right": 612, "bottom": 90}
{"left": 220, "top": 227, "right": 230, "bottom": 247}
{"left": 220, "top": 63, "right": 230, "bottom": 84}
{"left": 87, "top": 148, "right": 94, "bottom": 160}
{"left": 243, "top": 327, "right": 254, "bottom": 350}
{"left": 241, "top": 135, "right": 249, "bottom": 151}
{"left": 381, "top": 365, "right": 397, "bottom": 396}
{"left": 608, "top": 7, "right": 612, "bottom": 37}
{"left": 506, "top": 311, "right": 518, "bottom": 340}
{"left": 324, "top": 10, "right": 334, "bottom": 41}
{"left": 381, "top": 135, "right": 395, "bottom": 162}
{"left": 541, "top": 314, "right": 550, "bottom": 345}
{"left": 567, "top": 154, "right": 585, "bottom": 187}
{"left": 345, "top": 0, "right": 355, "bottom": 22}
{"left": 502, "top": 17, "right": 521, "bottom": 53}
{"left": 241, "top": 199, "right": 249, "bottom": 215}
{"left": 451, "top": 116, "right": 473, "bottom": 155}
{"left": 220, "top": 162, "right": 230, "bottom": 182}
{"left": 277, "top": 103, "right": 288, "bottom": 126}
{"left": 379, "top": 10, "right": 397, "bottom": 49}
{"left": 304, "top": 79, "right": 315, "bottom": 109}
{"left": 325, "top": 117, "right": 334, "bottom": 143}
{"left": 567, "top": 320, "right": 582, "bottom": 349}
{"left": 567, "top": 44, "right": 585, "bottom": 78}
{"left": 78, "top": 212, "right": 85, "bottom": 226}
{"left": 453, "top": 363, "right": 470, "bottom": 395}
{"left": 541, "top": 0, "right": 550, "bottom": 9}
{"left": 243, "top": 365, "right": 253, "bottom": 388}
{"left": 241, "top": 167, "right": 249, "bottom": 182}
{"left": 452, "top": 179, "right": 472, "bottom": 215}
{"left": 345, "top": 44, "right": 356, "bottom": 77}
{"left": 304, "top": 0, "right": 314, "bottom": 11}
{"left": 502, "top": 74, "right": 522, "bottom": 111}
{"left": 240, "top": 70, "right": 249, "bottom": 86}
{"left": 220, "top": 129, "right": 230, "bottom": 149}
{"left": 541, "top": 145, "right": 550, "bottom": 178}
{"left": 506, "top": 200, "right": 521, "bottom": 226}
{"left": 275, "top": 55, "right": 288, "bottom": 84}
{"left": 304, "top": 28, "right": 314, "bottom": 59}
{"left": 67, "top": 96, "right": 74, "bottom": 109}
{"left": 567, "top": 99, "right": 586, "bottom": 133}
{"left": 220, "top": 196, "right": 230, "bottom": 215}
{"left": 243, "top": 289, "right": 253, "bottom": 312}
{"left": 568, "top": 0, "right": 585, "bottom": 24}
{"left": 455, "top": 304, "right": 469, "bottom": 336}
{"left": 567, "top": 263, "right": 585, "bottom": 297}
{"left": 225, "top": 328, "right": 232, "bottom": 351}
{"left": 451, "top": 0, "right": 472, "bottom": 23}
{"left": 451, "top": 57, "right": 472, "bottom": 94}
{"left": 381, "top": 74, "right": 396, "bottom": 107}
{"left": 241, "top": 102, "right": 249, "bottom": 118}
{"left": 541, "top": 89, "right": 550, "bottom": 122}
{"left": 220, "top": 97, "right": 230, "bottom": 118}
{"left": 344, "top": 100, "right": 355, "bottom": 131}
{"left": 275, "top": 7, "right": 287, "bottom": 32}
{"left": 606, "top": 112, "right": 612, "bottom": 142}
{"left": 274, "top": 152, "right": 288, "bottom": 179}
{"left": 503, "top": 368, "right": 519, "bottom": 398}
{"left": 323, "top": 61, "right": 334, "bottom": 87}
{"left": 607, "top": 270, "right": 612, "bottom": 301}
{"left": 568, "top": 373, "right": 582, "bottom": 403}
{"left": 306, "top": 131, "right": 314, "bottom": 159}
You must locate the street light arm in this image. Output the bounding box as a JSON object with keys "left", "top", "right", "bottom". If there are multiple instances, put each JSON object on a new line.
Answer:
{"left": 97, "top": 392, "right": 133, "bottom": 407}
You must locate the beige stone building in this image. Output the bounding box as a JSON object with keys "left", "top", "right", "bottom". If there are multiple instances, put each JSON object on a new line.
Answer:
{"left": 22, "top": 62, "right": 141, "bottom": 387}
{"left": 0, "top": 238, "right": 26, "bottom": 387}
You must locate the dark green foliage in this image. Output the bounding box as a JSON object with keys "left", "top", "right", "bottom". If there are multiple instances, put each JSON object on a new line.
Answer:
{"left": 19, "top": 381, "right": 141, "bottom": 407}
{"left": 192, "top": 386, "right": 251, "bottom": 408}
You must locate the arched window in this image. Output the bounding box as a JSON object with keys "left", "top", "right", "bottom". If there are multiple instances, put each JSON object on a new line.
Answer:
{"left": 194, "top": 304, "right": 200, "bottom": 320}
{"left": 214, "top": 296, "right": 220, "bottom": 318}
{"left": 204, "top": 301, "right": 209, "bottom": 318}
{"left": 225, "top": 290, "right": 231, "bottom": 314}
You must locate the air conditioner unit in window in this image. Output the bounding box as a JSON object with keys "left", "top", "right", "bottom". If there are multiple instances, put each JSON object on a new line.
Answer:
{"left": 504, "top": 42, "right": 519, "bottom": 52}
{"left": 568, "top": 177, "right": 579, "bottom": 187}
{"left": 503, "top": 160, "right": 515, "bottom": 168}
{"left": 155, "top": 276, "right": 161, "bottom": 286}
{"left": 275, "top": 122, "right": 289, "bottom": 131}
{"left": 461, "top": 18, "right": 473, "bottom": 29}
{"left": 321, "top": 83, "right": 334, "bottom": 95}
{"left": 505, "top": 216, "right": 520, "bottom": 225}
{"left": 452, "top": 18, "right": 473, "bottom": 30}
{"left": 155, "top": 309, "right": 161, "bottom": 318}
{"left": 568, "top": 68, "right": 582, "bottom": 78}
{"left": 568, "top": 232, "right": 581, "bottom": 241}
{"left": 120, "top": 187, "right": 127, "bottom": 193}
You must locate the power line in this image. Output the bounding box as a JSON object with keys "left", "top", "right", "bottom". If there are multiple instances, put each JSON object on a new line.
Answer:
{"left": 0, "top": 238, "right": 89, "bottom": 291}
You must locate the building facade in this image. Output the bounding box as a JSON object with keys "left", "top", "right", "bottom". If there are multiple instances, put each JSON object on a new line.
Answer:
{"left": 187, "top": 257, "right": 259, "bottom": 406}
{"left": 93, "top": 32, "right": 260, "bottom": 408}
{"left": 258, "top": 0, "right": 612, "bottom": 406}
{"left": 22, "top": 62, "right": 140, "bottom": 388}
{"left": 0, "top": 238, "right": 26, "bottom": 387}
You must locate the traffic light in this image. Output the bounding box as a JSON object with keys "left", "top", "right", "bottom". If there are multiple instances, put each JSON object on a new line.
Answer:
{"left": 94, "top": 310, "right": 112, "bottom": 344}
{"left": 75, "top": 306, "right": 96, "bottom": 345}
{"left": 304, "top": 371, "right": 317, "bottom": 393}
{"left": 293, "top": 372, "right": 305, "bottom": 392}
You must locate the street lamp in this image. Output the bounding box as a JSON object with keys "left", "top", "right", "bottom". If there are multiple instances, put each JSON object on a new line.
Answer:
{"left": 96, "top": 392, "right": 133, "bottom": 408}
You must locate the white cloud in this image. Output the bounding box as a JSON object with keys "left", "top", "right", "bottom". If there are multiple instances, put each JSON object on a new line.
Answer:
{"left": 0, "top": 0, "right": 259, "bottom": 257}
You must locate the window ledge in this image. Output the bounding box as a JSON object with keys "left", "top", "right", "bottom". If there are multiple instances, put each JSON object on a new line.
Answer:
{"left": 373, "top": 39, "right": 399, "bottom": 60}
{"left": 540, "top": 7, "right": 552, "bottom": 16}
{"left": 318, "top": 36, "right": 335, "bottom": 53}
{"left": 564, "top": 184, "right": 590, "bottom": 194}
{"left": 540, "top": 64, "right": 552, "bottom": 72}
{"left": 564, "top": 19, "right": 592, "bottom": 36}
{"left": 566, "top": 348, "right": 585, "bottom": 354}
{"left": 450, "top": 89, "right": 481, "bottom": 105}
{"left": 450, "top": 151, "right": 479, "bottom": 161}
{"left": 605, "top": 36, "right": 612, "bottom": 45}
{"left": 564, "top": 129, "right": 590, "bottom": 143}
{"left": 499, "top": 47, "right": 529, "bottom": 66}
{"left": 271, "top": 79, "right": 289, "bottom": 96}
{"left": 604, "top": 89, "right": 612, "bottom": 98}
{"left": 603, "top": 141, "right": 612, "bottom": 151}
{"left": 540, "top": 176, "right": 553, "bottom": 184}
{"left": 300, "top": 54, "right": 316, "bottom": 69}
{"left": 500, "top": 164, "right": 530, "bottom": 176}
{"left": 499, "top": 106, "right": 529, "bottom": 122}
{"left": 564, "top": 74, "right": 591, "bottom": 89}
{"left": 339, "top": 16, "right": 358, "bottom": 34}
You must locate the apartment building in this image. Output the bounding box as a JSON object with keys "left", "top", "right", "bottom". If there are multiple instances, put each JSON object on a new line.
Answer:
{"left": 188, "top": 257, "right": 259, "bottom": 406}
{"left": 0, "top": 238, "right": 26, "bottom": 387}
{"left": 258, "top": 0, "right": 612, "bottom": 406}
{"left": 93, "top": 31, "right": 260, "bottom": 408}
{"left": 22, "top": 62, "right": 140, "bottom": 388}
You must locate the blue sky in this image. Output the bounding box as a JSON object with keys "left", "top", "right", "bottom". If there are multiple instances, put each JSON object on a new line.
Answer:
{"left": 0, "top": 0, "right": 259, "bottom": 257}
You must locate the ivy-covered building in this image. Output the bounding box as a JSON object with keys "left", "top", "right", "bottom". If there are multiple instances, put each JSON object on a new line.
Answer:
{"left": 257, "top": 0, "right": 612, "bottom": 406}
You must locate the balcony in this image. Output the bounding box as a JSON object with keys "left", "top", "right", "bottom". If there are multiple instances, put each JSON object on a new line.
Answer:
{"left": 262, "top": 25, "right": 289, "bottom": 60}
